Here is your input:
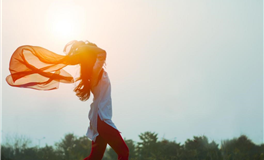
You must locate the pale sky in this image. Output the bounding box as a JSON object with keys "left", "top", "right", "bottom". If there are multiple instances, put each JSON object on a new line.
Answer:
{"left": 1, "top": 0, "right": 263, "bottom": 147}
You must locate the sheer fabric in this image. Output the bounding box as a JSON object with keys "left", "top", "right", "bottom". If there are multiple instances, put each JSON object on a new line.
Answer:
{"left": 6, "top": 45, "right": 78, "bottom": 90}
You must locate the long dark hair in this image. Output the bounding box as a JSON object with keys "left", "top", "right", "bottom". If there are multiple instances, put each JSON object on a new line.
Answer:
{"left": 68, "top": 41, "right": 97, "bottom": 101}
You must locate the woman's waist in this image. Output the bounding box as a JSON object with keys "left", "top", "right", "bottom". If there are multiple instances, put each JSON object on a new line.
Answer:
{"left": 89, "top": 99, "right": 112, "bottom": 114}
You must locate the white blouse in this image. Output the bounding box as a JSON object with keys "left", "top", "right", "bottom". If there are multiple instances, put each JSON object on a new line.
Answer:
{"left": 86, "top": 53, "right": 118, "bottom": 142}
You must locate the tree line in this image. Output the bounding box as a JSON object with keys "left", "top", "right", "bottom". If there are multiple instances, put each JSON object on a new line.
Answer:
{"left": 1, "top": 131, "right": 264, "bottom": 160}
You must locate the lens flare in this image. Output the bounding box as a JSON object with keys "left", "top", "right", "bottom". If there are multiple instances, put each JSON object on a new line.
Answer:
{"left": 45, "top": 0, "right": 85, "bottom": 40}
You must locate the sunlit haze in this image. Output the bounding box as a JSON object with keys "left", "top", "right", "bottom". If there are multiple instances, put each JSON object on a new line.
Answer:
{"left": 45, "top": 0, "right": 86, "bottom": 41}
{"left": 1, "top": 0, "right": 263, "bottom": 148}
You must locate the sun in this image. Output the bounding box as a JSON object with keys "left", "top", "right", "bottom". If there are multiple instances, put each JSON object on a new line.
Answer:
{"left": 46, "top": 0, "right": 85, "bottom": 40}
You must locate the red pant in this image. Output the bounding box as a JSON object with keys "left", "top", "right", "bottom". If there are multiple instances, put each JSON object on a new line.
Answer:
{"left": 84, "top": 115, "right": 129, "bottom": 160}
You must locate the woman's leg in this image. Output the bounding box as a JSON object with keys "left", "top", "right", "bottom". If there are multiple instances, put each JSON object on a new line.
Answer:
{"left": 97, "top": 115, "right": 129, "bottom": 160}
{"left": 83, "top": 134, "right": 107, "bottom": 160}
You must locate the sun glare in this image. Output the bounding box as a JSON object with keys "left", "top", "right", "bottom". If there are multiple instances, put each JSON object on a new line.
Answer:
{"left": 46, "top": 0, "right": 86, "bottom": 40}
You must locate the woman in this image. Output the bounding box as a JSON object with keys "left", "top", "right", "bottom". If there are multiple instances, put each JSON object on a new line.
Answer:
{"left": 69, "top": 41, "right": 129, "bottom": 160}
{"left": 6, "top": 40, "right": 129, "bottom": 160}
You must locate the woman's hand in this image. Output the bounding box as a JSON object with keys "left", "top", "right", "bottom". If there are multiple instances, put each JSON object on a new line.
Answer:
{"left": 85, "top": 40, "right": 97, "bottom": 47}
{"left": 87, "top": 42, "right": 97, "bottom": 47}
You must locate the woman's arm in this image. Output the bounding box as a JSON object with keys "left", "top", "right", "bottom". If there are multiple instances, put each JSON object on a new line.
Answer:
{"left": 65, "top": 43, "right": 106, "bottom": 65}
{"left": 92, "top": 51, "right": 106, "bottom": 78}
{"left": 77, "top": 44, "right": 107, "bottom": 86}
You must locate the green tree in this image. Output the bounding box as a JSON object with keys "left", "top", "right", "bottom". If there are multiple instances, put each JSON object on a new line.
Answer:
{"left": 37, "top": 145, "right": 62, "bottom": 160}
{"left": 55, "top": 133, "right": 92, "bottom": 160}
{"left": 2, "top": 132, "right": 264, "bottom": 160}
{"left": 136, "top": 131, "right": 159, "bottom": 160}
{"left": 221, "top": 135, "right": 263, "bottom": 160}
{"left": 1, "top": 145, "right": 15, "bottom": 160}
{"left": 1, "top": 134, "right": 33, "bottom": 160}
{"left": 69, "top": 135, "right": 92, "bottom": 159}
{"left": 20, "top": 147, "right": 39, "bottom": 160}
{"left": 55, "top": 133, "right": 76, "bottom": 160}
{"left": 126, "top": 139, "right": 136, "bottom": 159}
{"left": 181, "top": 135, "right": 222, "bottom": 160}
{"left": 157, "top": 139, "right": 183, "bottom": 160}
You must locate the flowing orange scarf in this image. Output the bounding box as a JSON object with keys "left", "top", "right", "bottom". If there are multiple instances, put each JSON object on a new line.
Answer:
{"left": 6, "top": 45, "right": 75, "bottom": 90}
